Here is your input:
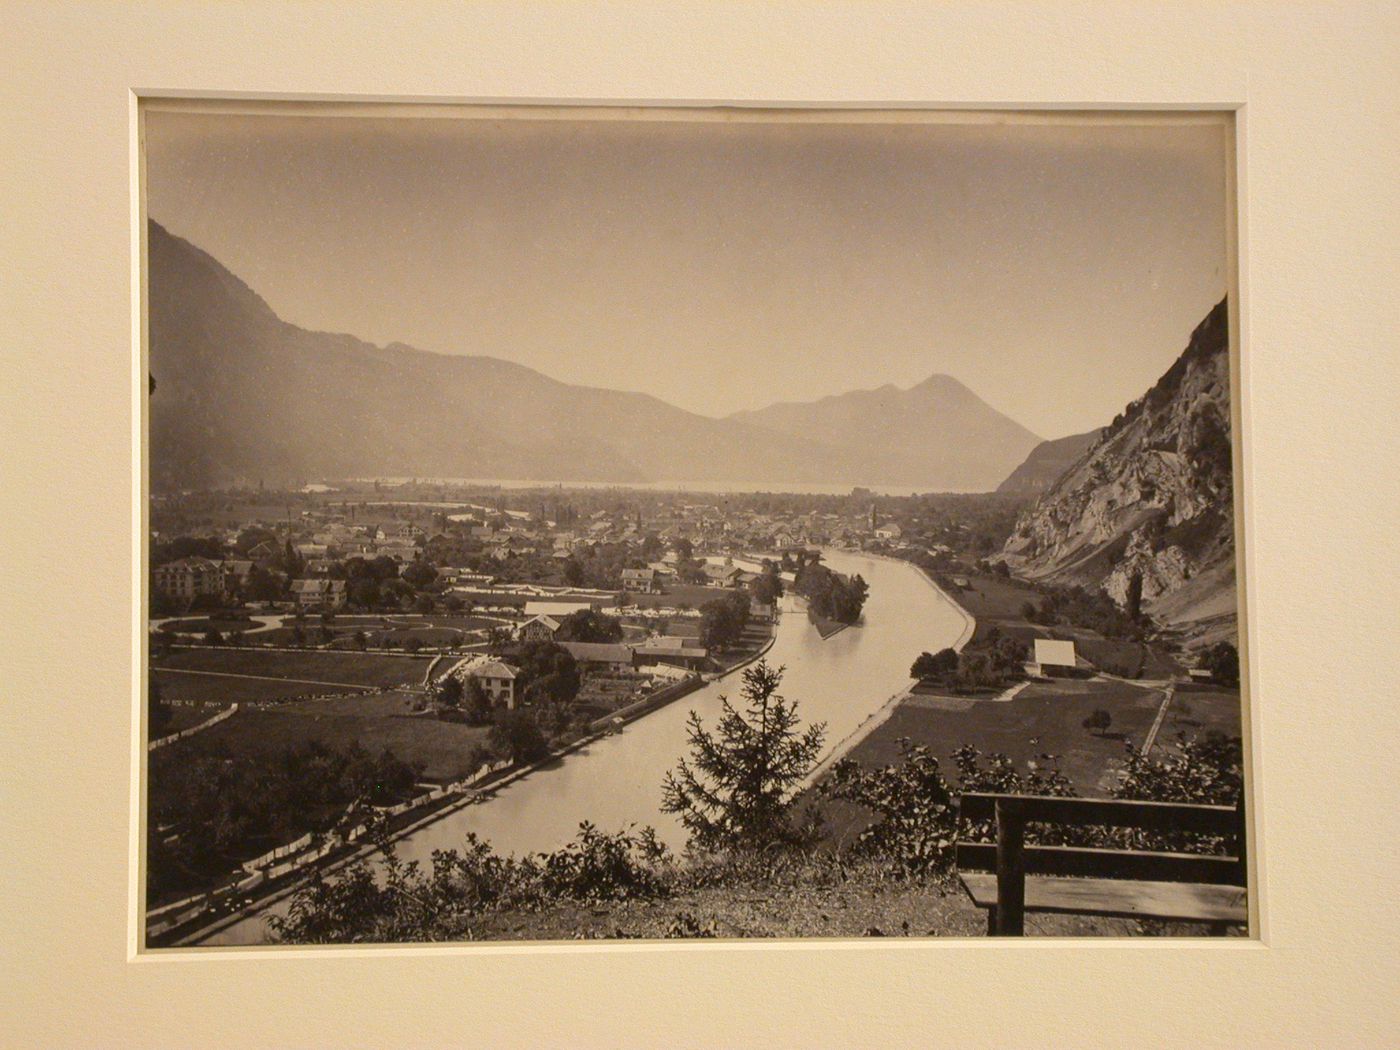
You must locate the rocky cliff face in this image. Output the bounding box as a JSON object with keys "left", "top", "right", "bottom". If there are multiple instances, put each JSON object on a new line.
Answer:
{"left": 1001, "top": 300, "right": 1235, "bottom": 636}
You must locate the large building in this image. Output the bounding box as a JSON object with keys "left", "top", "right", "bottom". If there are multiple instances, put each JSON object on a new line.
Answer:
{"left": 153, "top": 556, "right": 225, "bottom": 603}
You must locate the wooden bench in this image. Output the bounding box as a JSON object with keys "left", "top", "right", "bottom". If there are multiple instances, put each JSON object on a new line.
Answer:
{"left": 956, "top": 793, "right": 1248, "bottom": 936}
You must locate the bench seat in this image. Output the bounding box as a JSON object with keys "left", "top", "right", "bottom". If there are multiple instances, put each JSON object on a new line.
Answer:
{"left": 959, "top": 872, "right": 1247, "bottom": 925}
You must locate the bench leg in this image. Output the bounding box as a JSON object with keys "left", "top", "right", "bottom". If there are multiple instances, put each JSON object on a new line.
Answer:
{"left": 987, "top": 906, "right": 998, "bottom": 937}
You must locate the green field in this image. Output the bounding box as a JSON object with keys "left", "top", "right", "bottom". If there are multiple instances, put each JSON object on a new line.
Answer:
{"left": 1161, "top": 685, "right": 1244, "bottom": 743}
{"left": 152, "top": 648, "right": 432, "bottom": 702}
{"left": 175, "top": 706, "right": 491, "bottom": 782}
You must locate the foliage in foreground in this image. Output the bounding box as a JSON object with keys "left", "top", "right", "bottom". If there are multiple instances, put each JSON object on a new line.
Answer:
{"left": 661, "top": 661, "right": 826, "bottom": 853}
{"left": 270, "top": 822, "right": 671, "bottom": 944}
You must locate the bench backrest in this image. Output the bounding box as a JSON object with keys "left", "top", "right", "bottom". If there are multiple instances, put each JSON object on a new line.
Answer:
{"left": 957, "top": 793, "right": 1247, "bottom": 887}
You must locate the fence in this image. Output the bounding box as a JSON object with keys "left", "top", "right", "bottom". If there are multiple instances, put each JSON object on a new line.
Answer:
{"left": 148, "top": 703, "right": 238, "bottom": 751}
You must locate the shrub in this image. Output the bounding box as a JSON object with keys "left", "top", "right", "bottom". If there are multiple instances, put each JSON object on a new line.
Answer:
{"left": 821, "top": 739, "right": 958, "bottom": 874}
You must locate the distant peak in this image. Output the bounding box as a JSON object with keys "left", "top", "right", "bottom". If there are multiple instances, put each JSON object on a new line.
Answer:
{"left": 910, "top": 372, "right": 966, "bottom": 392}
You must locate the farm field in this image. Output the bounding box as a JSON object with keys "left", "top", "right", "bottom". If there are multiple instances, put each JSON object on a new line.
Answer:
{"left": 1161, "top": 685, "right": 1243, "bottom": 742}
{"left": 170, "top": 705, "right": 491, "bottom": 782}
{"left": 152, "top": 648, "right": 433, "bottom": 702}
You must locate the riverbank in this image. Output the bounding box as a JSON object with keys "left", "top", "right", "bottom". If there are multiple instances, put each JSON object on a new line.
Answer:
{"left": 171, "top": 602, "right": 781, "bottom": 947}
{"left": 787, "top": 548, "right": 978, "bottom": 795}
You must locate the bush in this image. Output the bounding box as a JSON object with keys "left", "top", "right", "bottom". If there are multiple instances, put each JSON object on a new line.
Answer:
{"left": 1083, "top": 708, "right": 1112, "bottom": 736}
{"left": 821, "top": 739, "right": 958, "bottom": 874}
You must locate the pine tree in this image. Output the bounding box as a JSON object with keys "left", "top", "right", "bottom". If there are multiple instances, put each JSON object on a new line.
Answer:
{"left": 661, "top": 661, "right": 825, "bottom": 853}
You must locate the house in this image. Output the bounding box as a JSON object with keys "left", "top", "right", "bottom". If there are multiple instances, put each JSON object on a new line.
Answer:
{"left": 375, "top": 545, "right": 419, "bottom": 563}
{"left": 559, "top": 642, "right": 637, "bottom": 674}
{"left": 396, "top": 522, "right": 425, "bottom": 541}
{"left": 216, "top": 559, "right": 254, "bottom": 592}
{"left": 1031, "top": 638, "right": 1077, "bottom": 677}
{"left": 702, "top": 563, "right": 743, "bottom": 587}
{"left": 290, "top": 578, "right": 347, "bottom": 610}
{"left": 467, "top": 660, "right": 518, "bottom": 709}
{"left": 524, "top": 600, "right": 597, "bottom": 619}
{"left": 153, "top": 557, "right": 225, "bottom": 602}
{"left": 517, "top": 614, "right": 562, "bottom": 642}
{"left": 294, "top": 542, "right": 329, "bottom": 559}
{"left": 621, "top": 567, "right": 660, "bottom": 593}
{"left": 636, "top": 636, "right": 709, "bottom": 669}
{"left": 874, "top": 523, "right": 903, "bottom": 540}
{"left": 304, "top": 559, "right": 337, "bottom": 577}
{"left": 246, "top": 540, "right": 279, "bottom": 565}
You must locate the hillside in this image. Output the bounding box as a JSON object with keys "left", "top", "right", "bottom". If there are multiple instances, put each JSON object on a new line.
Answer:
{"left": 731, "top": 375, "right": 1042, "bottom": 492}
{"left": 148, "top": 220, "right": 1047, "bottom": 492}
{"left": 1000, "top": 299, "right": 1235, "bottom": 638}
{"left": 996, "top": 429, "right": 1103, "bottom": 494}
{"left": 149, "top": 220, "right": 851, "bottom": 491}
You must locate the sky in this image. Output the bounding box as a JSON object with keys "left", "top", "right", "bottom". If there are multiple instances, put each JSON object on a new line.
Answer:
{"left": 145, "top": 108, "right": 1230, "bottom": 440}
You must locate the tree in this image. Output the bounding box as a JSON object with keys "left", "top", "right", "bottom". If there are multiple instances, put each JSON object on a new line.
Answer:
{"left": 413, "top": 593, "right": 435, "bottom": 615}
{"left": 352, "top": 630, "right": 369, "bottom": 651}
{"left": 203, "top": 627, "right": 224, "bottom": 646}
{"left": 463, "top": 676, "right": 494, "bottom": 726}
{"left": 435, "top": 673, "right": 463, "bottom": 708}
{"left": 563, "top": 557, "right": 586, "bottom": 588}
{"left": 489, "top": 709, "right": 549, "bottom": 765}
{"left": 911, "top": 647, "right": 960, "bottom": 681}
{"left": 514, "top": 640, "right": 581, "bottom": 705}
{"left": 245, "top": 564, "right": 283, "bottom": 603}
{"left": 1200, "top": 642, "right": 1240, "bottom": 688}
{"left": 699, "top": 592, "right": 749, "bottom": 650}
{"left": 1083, "top": 708, "right": 1112, "bottom": 736}
{"left": 749, "top": 569, "right": 783, "bottom": 607}
{"left": 673, "top": 537, "right": 694, "bottom": 560}
{"left": 401, "top": 559, "right": 438, "bottom": 590}
{"left": 661, "top": 661, "right": 826, "bottom": 853}
{"left": 555, "top": 609, "right": 622, "bottom": 644}
{"left": 444, "top": 594, "right": 465, "bottom": 613}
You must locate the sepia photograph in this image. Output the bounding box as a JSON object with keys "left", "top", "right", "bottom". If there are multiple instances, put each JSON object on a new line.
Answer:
{"left": 140, "top": 103, "right": 1248, "bottom": 949}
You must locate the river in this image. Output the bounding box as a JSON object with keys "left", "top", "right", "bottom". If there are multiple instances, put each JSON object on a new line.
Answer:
{"left": 194, "top": 550, "right": 970, "bottom": 946}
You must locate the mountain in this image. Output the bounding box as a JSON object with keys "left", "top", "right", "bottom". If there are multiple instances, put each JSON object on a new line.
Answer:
{"left": 147, "top": 220, "right": 1046, "bottom": 492}
{"left": 1000, "top": 299, "right": 1236, "bottom": 641}
{"left": 729, "top": 375, "right": 1042, "bottom": 491}
{"left": 148, "top": 220, "right": 871, "bottom": 491}
{"left": 996, "top": 429, "right": 1104, "bottom": 494}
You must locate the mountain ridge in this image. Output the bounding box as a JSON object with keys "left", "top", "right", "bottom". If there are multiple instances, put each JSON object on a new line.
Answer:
{"left": 148, "top": 219, "right": 1044, "bottom": 492}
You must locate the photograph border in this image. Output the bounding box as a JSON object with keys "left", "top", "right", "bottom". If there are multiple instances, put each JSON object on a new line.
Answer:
{"left": 130, "top": 99, "right": 1259, "bottom": 958}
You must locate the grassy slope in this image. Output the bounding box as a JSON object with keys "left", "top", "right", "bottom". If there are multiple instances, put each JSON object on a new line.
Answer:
{"left": 172, "top": 703, "right": 489, "bottom": 782}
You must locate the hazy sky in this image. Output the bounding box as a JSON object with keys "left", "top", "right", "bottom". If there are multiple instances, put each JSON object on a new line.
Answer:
{"left": 145, "top": 109, "right": 1229, "bottom": 439}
